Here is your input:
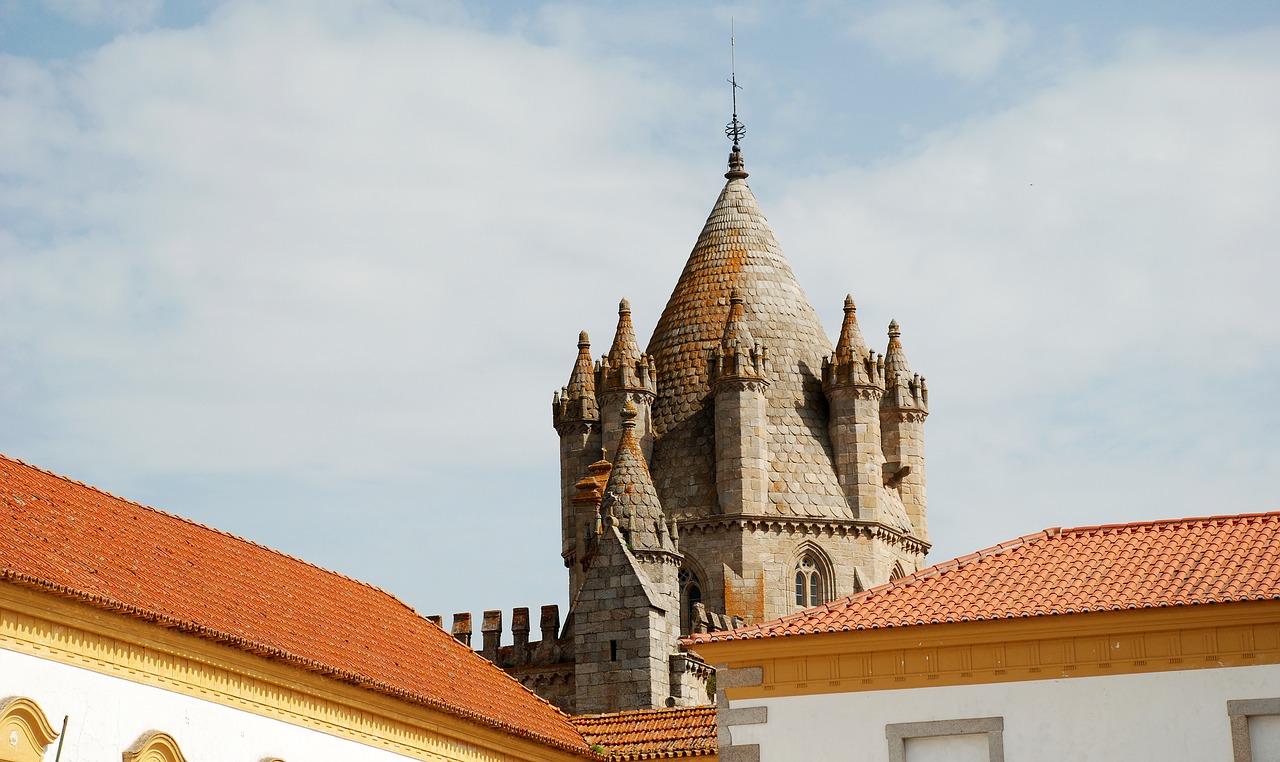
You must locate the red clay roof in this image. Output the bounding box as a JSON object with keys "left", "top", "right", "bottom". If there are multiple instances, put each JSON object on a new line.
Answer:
{"left": 0, "top": 455, "right": 592, "bottom": 756}
{"left": 689, "top": 512, "right": 1280, "bottom": 643}
{"left": 573, "top": 706, "right": 717, "bottom": 759}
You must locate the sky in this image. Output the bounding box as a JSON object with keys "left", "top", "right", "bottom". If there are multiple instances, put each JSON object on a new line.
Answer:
{"left": 2, "top": 0, "right": 1278, "bottom": 631}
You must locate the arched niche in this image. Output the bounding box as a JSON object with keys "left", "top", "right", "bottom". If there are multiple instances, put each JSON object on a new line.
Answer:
{"left": 0, "top": 697, "right": 59, "bottom": 762}
{"left": 122, "top": 731, "right": 189, "bottom": 762}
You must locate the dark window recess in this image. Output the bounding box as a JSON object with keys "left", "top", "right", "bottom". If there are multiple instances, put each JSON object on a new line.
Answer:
{"left": 610, "top": 640, "right": 618, "bottom": 661}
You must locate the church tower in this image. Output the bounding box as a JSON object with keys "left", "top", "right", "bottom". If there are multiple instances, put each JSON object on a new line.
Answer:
{"left": 456, "top": 114, "right": 935, "bottom": 714}
{"left": 540, "top": 136, "right": 932, "bottom": 711}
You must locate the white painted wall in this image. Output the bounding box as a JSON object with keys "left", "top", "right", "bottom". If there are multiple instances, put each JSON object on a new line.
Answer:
{"left": 728, "top": 664, "right": 1280, "bottom": 762}
{"left": 0, "top": 647, "right": 430, "bottom": 762}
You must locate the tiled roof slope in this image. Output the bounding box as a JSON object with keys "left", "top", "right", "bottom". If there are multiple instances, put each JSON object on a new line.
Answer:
{"left": 646, "top": 149, "right": 848, "bottom": 521}
{"left": 689, "top": 512, "right": 1280, "bottom": 642}
{"left": 0, "top": 455, "right": 592, "bottom": 756}
{"left": 573, "top": 706, "right": 717, "bottom": 759}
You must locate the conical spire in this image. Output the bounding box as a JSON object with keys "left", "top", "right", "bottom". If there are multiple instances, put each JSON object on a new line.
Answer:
{"left": 553, "top": 331, "right": 599, "bottom": 428}
{"left": 883, "top": 320, "right": 928, "bottom": 413}
{"left": 714, "top": 289, "right": 768, "bottom": 383}
{"left": 833, "top": 295, "right": 869, "bottom": 365}
{"left": 824, "top": 295, "right": 883, "bottom": 392}
{"left": 884, "top": 320, "right": 911, "bottom": 378}
{"left": 599, "top": 402, "right": 666, "bottom": 551}
{"left": 602, "top": 298, "right": 656, "bottom": 395}
{"left": 646, "top": 148, "right": 847, "bottom": 520}
{"left": 608, "top": 299, "right": 641, "bottom": 369}
{"left": 721, "top": 289, "right": 754, "bottom": 350}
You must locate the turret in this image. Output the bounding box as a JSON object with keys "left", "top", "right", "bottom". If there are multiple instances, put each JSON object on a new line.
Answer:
{"left": 599, "top": 299, "right": 657, "bottom": 461}
{"left": 574, "top": 401, "right": 684, "bottom": 713}
{"left": 712, "top": 289, "right": 771, "bottom": 516}
{"left": 880, "top": 320, "right": 929, "bottom": 540}
{"left": 553, "top": 331, "right": 603, "bottom": 559}
{"left": 823, "top": 295, "right": 888, "bottom": 520}
{"left": 567, "top": 455, "right": 611, "bottom": 599}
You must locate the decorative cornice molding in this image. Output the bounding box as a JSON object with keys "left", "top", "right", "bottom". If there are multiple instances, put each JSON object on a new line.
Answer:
{"left": 676, "top": 516, "right": 929, "bottom": 555}
{"left": 691, "top": 601, "right": 1280, "bottom": 701}
{"left": 714, "top": 378, "right": 768, "bottom": 394}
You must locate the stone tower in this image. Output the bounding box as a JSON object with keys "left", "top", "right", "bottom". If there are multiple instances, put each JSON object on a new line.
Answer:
{"left": 551, "top": 142, "right": 931, "bottom": 710}
{"left": 459, "top": 139, "right": 932, "bottom": 715}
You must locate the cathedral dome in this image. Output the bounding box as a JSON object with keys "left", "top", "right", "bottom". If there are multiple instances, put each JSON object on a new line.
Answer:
{"left": 645, "top": 148, "right": 851, "bottom": 520}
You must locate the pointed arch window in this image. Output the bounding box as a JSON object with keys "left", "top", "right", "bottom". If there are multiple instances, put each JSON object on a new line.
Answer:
{"left": 794, "top": 557, "right": 825, "bottom": 608}
{"left": 679, "top": 567, "right": 703, "bottom": 636}
{"left": 890, "top": 562, "right": 906, "bottom": 582}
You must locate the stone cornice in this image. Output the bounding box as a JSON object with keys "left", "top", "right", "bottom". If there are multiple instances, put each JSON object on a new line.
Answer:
{"left": 676, "top": 516, "right": 930, "bottom": 555}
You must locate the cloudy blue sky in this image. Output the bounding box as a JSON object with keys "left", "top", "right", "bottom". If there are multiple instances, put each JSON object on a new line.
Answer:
{"left": 2, "top": 1, "right": 1278, "bottom": 628}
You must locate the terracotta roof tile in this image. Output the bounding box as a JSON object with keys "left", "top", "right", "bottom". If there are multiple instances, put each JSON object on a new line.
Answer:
{"left": 573, "top": 706, "right": 717, "bottom": 759}
{"left": 689, "top": 512, "right": 1280, "bottom": 643}
{"left": 0, "top": 455, "right": 593, "bottom": 756}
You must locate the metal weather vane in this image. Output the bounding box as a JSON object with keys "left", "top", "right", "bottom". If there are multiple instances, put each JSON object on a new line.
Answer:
{"left": 725, "top": 24, "right": 745, "bottom": 147}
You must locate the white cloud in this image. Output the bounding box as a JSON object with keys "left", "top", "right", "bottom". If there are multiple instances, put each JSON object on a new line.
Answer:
{"left": 40, "top": 0, "right": 163, "bottom": 29}
{"left": 781, "top": 28, "right": 1280, "bottom": 561}
{"left": 848, "top": 0, "right": 1031, "bottom": 82}
{"left": 2, "top": 2, "right": 1278, "bottom": 623}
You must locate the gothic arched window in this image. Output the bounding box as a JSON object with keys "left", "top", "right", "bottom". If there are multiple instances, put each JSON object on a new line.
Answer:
{"left": 890, "top": 562, "right": 906, "bottom": 582}
{"left": 679, "top": 567, "right": 703, "bottom": 636}
{"left": 794, "top": 557, "right": 824, "bottom": 608}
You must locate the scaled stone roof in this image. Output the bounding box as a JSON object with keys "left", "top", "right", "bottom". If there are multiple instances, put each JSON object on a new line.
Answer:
{"left": 0, "top": 454, "right": 593, "bottom": 756}
{"left": 573, "top": 706, "right": 717, "bottom": 759}
{"left": 599, "top": 407, "right": 668, "bottom": 551}
{"left": 646, "top": 149, "right": 848, "bottom": 520}
{"left": 688, "top": 512, "right": 1280, "bottom": 642}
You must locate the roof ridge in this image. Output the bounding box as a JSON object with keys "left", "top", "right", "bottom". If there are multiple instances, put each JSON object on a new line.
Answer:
{"left": 0, "top": 453, "right": 420, "bottom": 614}
{"left": 1059, "top": 511, "right": 1280, "bottom": 535}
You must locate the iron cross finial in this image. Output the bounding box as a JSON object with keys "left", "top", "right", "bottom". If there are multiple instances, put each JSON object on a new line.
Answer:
{"left": 725, "top": 22, "right": 745, "bottom": 147}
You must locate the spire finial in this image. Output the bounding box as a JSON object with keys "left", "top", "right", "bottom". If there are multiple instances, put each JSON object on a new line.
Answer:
{"left": 725, "top": 21, "right": 745, "bottom": 149}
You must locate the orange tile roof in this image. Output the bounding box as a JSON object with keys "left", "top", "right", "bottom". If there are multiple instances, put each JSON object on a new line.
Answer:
{"left": 689, "top": 512, "right": 1280, "bottom": 642}
{"left": 573, "top": 706, "right": 717, "bottom": 759}
{"left": 0, "top": 455, "right": 593, "bottom": 756}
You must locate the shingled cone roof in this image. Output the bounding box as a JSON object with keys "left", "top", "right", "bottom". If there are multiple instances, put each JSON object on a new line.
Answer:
{"left": 0, "top": 454, "right": 593, "bottom": 756}
{"left": 599, "top": 404, "right": 668, "bottom": 551}
{"left": 646, "top": 147, "right": 848, "bottom": 520}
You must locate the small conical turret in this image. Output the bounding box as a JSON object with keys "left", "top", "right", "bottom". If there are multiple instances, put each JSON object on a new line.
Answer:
{"left": 553, "top": 331, "right": 600, "bottom": 429}
{"left": 883, "top": 320, "right": 927, "bottom": 413}
{"left": 713, "top": 289, "right": 769, "bottom": 383}
{"left": 711, "top": 290, "right": 770, "bottom": 518}
{"left": 599, "top": 298, "right": 657, "bottom": 462}
{"left": 554, "top": 331, "right": 604, "bottom": 566}
{"left": 823, "top": 295, "right": 885, "bottom": 391}
{"left": 601, "top": 298, "right": 657, "bottom": 394}
{"left": 599, "top": 402, "right": 667, "bottom": 552}
{"left": 881, "top": 320, "right": 929, "bottom": 542}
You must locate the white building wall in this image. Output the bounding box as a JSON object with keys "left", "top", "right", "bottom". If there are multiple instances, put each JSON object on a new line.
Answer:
{"left": 728, "top": 663, "right": 1280, "bottom": 762}
{"left": 0, "top": 647, "right": 426, "bottom": 762}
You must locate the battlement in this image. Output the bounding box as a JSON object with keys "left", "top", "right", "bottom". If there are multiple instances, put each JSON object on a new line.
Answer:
{"left": 886, "top": 372, "right": 929, "bottom": 414}
{"left": 431, "top": 604, "right": 574, "bottom": 670}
